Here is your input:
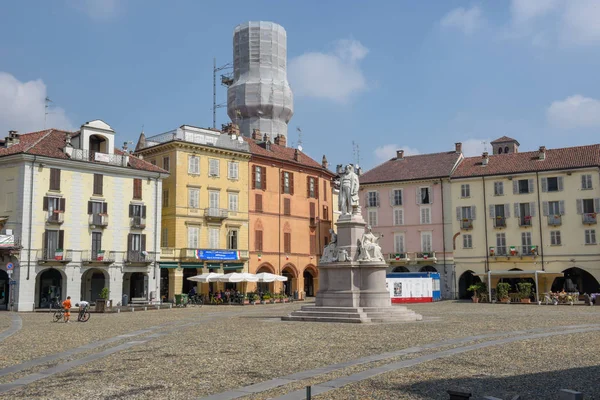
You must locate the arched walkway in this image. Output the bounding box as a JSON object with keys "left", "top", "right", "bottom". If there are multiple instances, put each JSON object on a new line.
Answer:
{"left": 552, "top": 267, "right": 600, "bottom": 294}
{"left": 182, "top": 268, "right": 197, "bottom": 295}
{"left": 81, "top": 268, "right": 108, "bottom": 302}
{"left": 123, "top": 272, "right": 147, "bottom": 299}
{"left": 0, "top": 270, "right": 9, "bottom": 310}
{"left": 257, "top": 264, "right": 275, "bottom": 293}
{"left": 392, "top": 266, "right": 409, "bottom": 273}
{"left": 303, "top": 265, "right": 317, "bottom": 297}
{"left": 89, "top": 134, "right": 109, "bottom": 154}
{"left": 458, "top": 270, "right": 481, "bottom": 300}
{"left": 282, "top": 264, "right": 298, "bottom": 296}
{"left": 36, "top": 268, "right": 65, "bottom": 308}
{"left": 420, "top": 266, "right": 437, "bottom": 273}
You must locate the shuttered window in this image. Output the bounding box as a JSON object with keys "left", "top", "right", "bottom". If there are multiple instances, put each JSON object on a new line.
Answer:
{"left": 188, "top": 156, "right": 200, "bottom": 174}
{"left": 282, "top": 171, "right": 294, "bottom": 194}
{"left": 252, "top": 165, "right": 266, "bottom": 190}
{"left": 49, "top": 168, "right": 61, "bottom": 191}
{"left": 307, "top": 177, "right": 318, "bottom": 198}
{"left": 133, "top": 179, "right": 142, "bottom": 199}
{"left": 284, "top": 232, "right": 291, "bottom": 253}
{"left": 393, "top": 208, "right": 403, "bottom": 225}
{"left": 93, "top": 174, "right": 103, "bottom": 196}
{"left": 394, "top": 234, "right": 405, "bottom": 253}
{"left": 309, "top": 203, "right": 316, "bottom": 218}
{"left": 162, "top": 190, "right": 169, "bottom": 208}
{"left": 322, "top": 205, "right": 329, "bottom": 221}
{"left": 255, "top": 230, "right": 263, "bottom": 251}
{"left": 309, "top": 234, "right": 316, "bottom": 255}
{"left": 228, "top": 193, "right": 238, "bottom": 212}
{"left": 187, "top": 227, "right": 199, "bottom": 248}
{"left": 284, "top": 198, "right": 291, "bottom": 215}
{"left": 255, "top": 194, "right": 263, "bottom": 212}
{"left": 209, "top": 159, "right": 220, "bottom": 177}
{"left": 188, "top": 188, "right": 200, "bottom": 209}
{"left": 162, "top": 157, "right": 170, "bottom": 172}
{"left": 228, "top": 161, "right": 238, "bottom": 179}
{"left": 209, "top": 228, "right": 220, "bottom": 249}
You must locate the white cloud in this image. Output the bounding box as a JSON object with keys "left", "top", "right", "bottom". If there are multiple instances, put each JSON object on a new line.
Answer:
{"left": 510, "top": 0, "right": 560, "bottom": 24}
{"left": 440, "top": 6, "right": 484, "bottom": 35}
{"left": 288, "top": 39, "right": 368, "bottom": 103}
{"left": 0, "top": 72, "right": 74, "bottom": 135}
{"left": 547, "top": 95, "right": 600, "bottom": 129}
{"left": 70, "top": 0, "right": 120, "bottom": 21}
{"left": 373, "top": 144, "right": 420, "bottom": 163}
{"left": 561, "top": 0, "right": 600, "bottom": 45}
{"left": 460, "top": 138, "right": 493, "bottom": 157}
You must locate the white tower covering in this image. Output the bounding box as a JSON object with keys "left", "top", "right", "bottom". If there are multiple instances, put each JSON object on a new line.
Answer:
{"left": 227, "top": 21, "right": 294, "bottom": 142}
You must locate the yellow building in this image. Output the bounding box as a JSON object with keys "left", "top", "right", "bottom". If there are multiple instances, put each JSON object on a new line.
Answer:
{"left": 135, "top": 124, "right": 250, "bottom": 300}
{"left": 451, "top": 137, "right": 600, "bottom": 299}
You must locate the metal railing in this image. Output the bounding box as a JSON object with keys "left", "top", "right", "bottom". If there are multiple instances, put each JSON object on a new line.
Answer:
{"left": 67, "top": 148, "right": 129, "bottom": 167}
{"left": 142, "top": 128, "right": 250, "bottom": 152}
{"left": 0, "top": 235, "right": 20, "bottom": 249}
{"left": 519, "top": 216, "right": 533, "bottom": 227}
{"left": 124, "top": 251, "right": 156, "bottom": 263}
{"left": 415, "top": 252, "right": 436, "bottom": 260}
{"left": 460, "top": 219, "right": 473, "bottom": 230}
{"left": 88, "top": 213, "right": 109, "bottom": 227}
{"left": 130, "top": 216, "right": 146, "bottom": 229}
{"left": 521, "top": 245, "right": 538, "bottom": 256}
{"left": 387, "top": 253, "right": 410, "bottom": 262}
{"left": 37, "top": 249, "right": 73, "bottom": 262}
{"left": 47, "top": 212, "right": 64, "bottom": 224}
{"left": 548, "top": 215, "right": 562, "bottom": 226}
{"left": 204, "top": 208, "right": 228, "bottom": 219}
{"left": 81, "top": 250, "right": 115, "bottom": 263}
{"left": 583, "top": 213, "right": 597, "bottom": 224}
{"left": 494, "top": 216, "right": 506, "bottom": 228}
{"left": 180, "top": 248, "right": 249, "bottom": 260}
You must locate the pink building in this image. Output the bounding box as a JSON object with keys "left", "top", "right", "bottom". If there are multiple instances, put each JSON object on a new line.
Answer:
{"left": 358, "top": 145, "right": 463, "bottom": 298}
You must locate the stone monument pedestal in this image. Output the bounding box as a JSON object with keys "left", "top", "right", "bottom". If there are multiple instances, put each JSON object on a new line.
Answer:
{"left": 283, "top": 213, "right": 422, "bottom": 323}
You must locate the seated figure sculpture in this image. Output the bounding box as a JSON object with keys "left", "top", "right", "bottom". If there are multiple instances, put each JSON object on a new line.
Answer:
{"left": 320, "top": 229, "right": 338, "bottom": 263}
{"left": 358, "top": 226, "right": 384, "bottom": 262}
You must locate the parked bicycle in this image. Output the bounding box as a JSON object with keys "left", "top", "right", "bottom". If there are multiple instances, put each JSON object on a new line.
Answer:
{"left": 187, "top": 295, "right": 203, "bottom": 307}
{"left": 77, "top": 303, "right": 91, "bottom": 322}
{"left": 52, "top": 308, "right": 65, "bottom": 322}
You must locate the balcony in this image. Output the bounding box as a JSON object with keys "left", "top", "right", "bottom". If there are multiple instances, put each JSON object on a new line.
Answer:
{"left": 88, "top": 213, "right": 109, "bottom": 228}
{"left": 47, "top": 211, "right": 64, "bottom": 225}
{"left": 388, "top": 253, "right": 410, "bottom": 263}
{"left": 460, "top": 219, "right": 473, "bottom": 230}
{"left": 204, "top": 208, "right": 228, "bottom": 221}
{"left": 415, "top": 252, "right": 436, "bottom": 262}
{"left": 490, "top": 247, "right": 507, "bottom": 257}
{"left": 130, "top": 216, "right": 146, "bottom": 229}
{"left": 81, "top": 250, "right": 115, "bottom": 264}
{"left": 309, "top": 217, "right": 317, "bottom": 227}
{"left": 0, "top": 234, "right": 20, "bottom": 253}
{"left": 180, "top": 248, "right": 249, "bottom": 260}
{"left": 583, "top": 213, "right": 597, "bottom": 225}
{"left": 37, "top": 249, "right": 72, "bottom": 263}
{"left": 66, "top": 148, "right": 129, "bottom": 168}
{"left": 494, "top": 216, "right": 506, "bottom": 228}
{"left": 548, "top": 215, "right": 562, "bottom": 226}
{"left": 518, "top": 216, "right": 533, "bottom": 227}
{"left": 124, "top": 251, "right": 155, "bottom": 264}
{"left": 521, "top": 245, "right": 538, "bottom": 257}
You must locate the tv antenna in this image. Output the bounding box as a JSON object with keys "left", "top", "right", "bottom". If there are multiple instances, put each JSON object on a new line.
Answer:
{"left": 296, "top": 127, "right": 303, "bottom": 150}
{"left": 482, "top": 140, "right": 488, "bottom": 153}
{"left": 212, "top": 57, "right": 233, "bottom": 129}
{"left": 44, "top": 97, "right": 54, "bottom": 129}
{"left": 352, "top": 141, "right": 361, "bottom": 168}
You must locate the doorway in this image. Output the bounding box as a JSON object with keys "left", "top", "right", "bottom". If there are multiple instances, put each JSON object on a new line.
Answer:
{"left": 458, "top": 270, "right": 481, "bottom": 299}
{"left": 37, "top": 269, "right": 63, "bottom": 308}
{"left": 0, "top": 270, "right": 9, "bottom": 310}
{"left": 303, "top": 269, "right": 315, "bottom": 297}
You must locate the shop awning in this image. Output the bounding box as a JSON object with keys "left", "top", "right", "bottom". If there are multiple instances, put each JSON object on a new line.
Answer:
{"left": 180, "top": 263, "right": 203, "bottom": 269}
{"left": 223, "top": 263, "right": 244, "bottom": 270}
{"left": 159, "top": 263, "right": 179, "bottom": 268}
{"left": 476, "top": 270, "right": 564, "bottom": 302}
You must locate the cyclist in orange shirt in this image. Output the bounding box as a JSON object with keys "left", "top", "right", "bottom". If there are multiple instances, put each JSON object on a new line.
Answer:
{"left": 62, "top": 296, "right": 72, "bottom": 323}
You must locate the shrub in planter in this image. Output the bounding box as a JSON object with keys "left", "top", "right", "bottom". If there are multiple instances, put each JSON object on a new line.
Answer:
{"left": 467, "top": 282, "right": 487, "bottom": 303}
{"left": 517, "top": 282, "right": 533, "bottom": 303}
{"left": 496, "top": 282, "right": 511, "bottom": 302}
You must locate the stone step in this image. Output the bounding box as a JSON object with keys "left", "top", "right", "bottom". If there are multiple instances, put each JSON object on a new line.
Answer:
{"left": 300, "top": 306, "right": 409, "bottom": 313}
{"left": 289, "top": 311, "right": 366, "bottom": 319}
{"left": 282, "top": 315, "right": 371, "bottom": 323}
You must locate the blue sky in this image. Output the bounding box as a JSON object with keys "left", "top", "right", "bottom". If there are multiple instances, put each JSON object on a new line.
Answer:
{"left": 1, "top": 0, "right": 600, "bottom": 170}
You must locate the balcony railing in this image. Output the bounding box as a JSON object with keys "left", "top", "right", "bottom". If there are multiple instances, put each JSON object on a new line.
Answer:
{"left": 460, "top": 219, "right": 473, "bottom": 230}
{"left": 37, "top": 249, "right": 72, "bottom": 263}
{"left": 130, "top": 216, "right": 146, "bottom": 229}
{"left": 0, "top": 235, "right": 20, "bottom": 251}
{"left": 415, "top": 252, "right": 436, "bottom": 262}
{"left": 388, "top": 253, "right": 410, "bottom": 262}
{"left": 309, "top": 217, "right": 317, "bottom": 227}
{"left": 124, "top": 251, "right": 156, "bottom": 264}
{"left": 490, "top": 247, "right": 507, "bottom": 256}
{"left": 521, "top": 245, "right": 538, "bottom": 256}
{"left": 66, "top": 148, "right": 129, "bottom": 167}
{"left": 204, "top": 208, "right": 228, "bottom": 220}
{"left": 548, "top": 215, "right": 562, "bottom": 226}
{"left": 81, "top": 250, "right": 115, "bottom": 264}
{"left": 583, "top": 213, "right": 597, "bottom": 225}
{"left": 47, "top": 211, "right": 64, "bottom": 224}
{"left": 88, "top": 214, "right": 109, "bottom": 227}
{"left": 519, "top": 216, "right": 533, "bottom": 227}
{"left": 180, "top": 248, "right": 249, "bottom": 260}
{"left": 494, "top": 216, "right": 506, "bottom": 228}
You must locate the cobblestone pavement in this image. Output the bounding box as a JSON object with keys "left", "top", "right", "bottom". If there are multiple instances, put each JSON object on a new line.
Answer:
{"left": 0, "top": 301, "right": 599, "bottom": 399}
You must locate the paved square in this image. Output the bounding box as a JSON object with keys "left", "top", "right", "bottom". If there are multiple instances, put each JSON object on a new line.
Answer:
{"left": 0, "top": 302, "right": 599, "bottom": 399}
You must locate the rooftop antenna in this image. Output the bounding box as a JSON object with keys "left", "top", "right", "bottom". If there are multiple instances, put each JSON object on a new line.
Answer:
{"left": 213, "top": 57, "right": 233, "bottom": 129}
{"left": 352, "top": 141, "right": 361, "bottom": 168}
{"left": 482, "top": 140, "right": 488, "bottom": 153}
{"left": 44, "top": 97, "right": 53, "bottom": 129}
{"left": 296, "top": 127, "right": 303, "bottom": 150}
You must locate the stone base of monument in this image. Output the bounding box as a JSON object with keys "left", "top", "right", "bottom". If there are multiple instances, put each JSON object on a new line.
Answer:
{"left": 282, "top": 210, "right": 422, "bottom": 324}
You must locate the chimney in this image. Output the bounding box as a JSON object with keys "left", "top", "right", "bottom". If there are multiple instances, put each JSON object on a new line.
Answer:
{"left": 396, "top": 149, "right": 404, "bottom": 160}
{"left": 322, "top": 155, "right": 328, "bottom": 169}
{"left": 274, "top": 134, "right": 287, "bottom": 146}
{"left": 294, "top": 148, "right": 301, "bottom": 162}
{"left": 538, "top": 146, "right": 546, "bottom": 160}
{"left": 252, "top": 128, "right": 261, "bottom": 140}
{"left": 5, "top": 130, "right": 19, "bottom": 148}
{"left": 482, "top": 152, "right": 489, "bottom": 166}
{"left": 455, "top": 142, "right": 462, "bottom": 154}
{"left": 137, "top": 153, "right": 144, "bottom": 160}
{"left": 65, "top": 133, "right": 72, "bottom": 147}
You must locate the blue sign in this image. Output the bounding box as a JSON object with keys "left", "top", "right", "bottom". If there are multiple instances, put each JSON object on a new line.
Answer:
{"left": 6, "top": 263, "right": 13, "bottom": 270}
{"left": 9, "top": 280, "right": 17, "bottom": 285}
{"left": 195, "top": 250, "right": 240, "bottom": 261}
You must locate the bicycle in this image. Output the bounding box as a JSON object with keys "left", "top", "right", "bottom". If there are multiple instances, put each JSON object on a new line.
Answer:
{"left": 53, "top": 308, "right": 65, "bottom": 322}
{"left": 77, "top": 305, "right": 91, "bottom": 322}
{"left": 188, "top": 295, "right": 203, "bottom": 307}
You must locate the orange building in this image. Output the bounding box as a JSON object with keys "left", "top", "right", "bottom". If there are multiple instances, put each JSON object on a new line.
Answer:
{"left": 247, "top": 131, "right": 335, "bottom": 299}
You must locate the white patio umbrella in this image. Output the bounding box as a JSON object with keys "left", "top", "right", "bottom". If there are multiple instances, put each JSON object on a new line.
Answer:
{"left": 218, "top": 272, "right": 258, "bottom": 283}
{"left": 187, "top": 272, "right": 223, "bottom": 283}
{"left": 255, "top": 272, "right": 288, "bottom": 282}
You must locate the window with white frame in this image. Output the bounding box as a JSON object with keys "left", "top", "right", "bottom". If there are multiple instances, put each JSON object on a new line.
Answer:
{"left": 209, "top": 191, "right": 220, "bottom": 209}
{"left": 393, "top": 208, "right": 404, "bottom": 225}
{"left": 496, "top": 233, "right": 507, "bottom": 255}
{"left": 188, "top": 188, "right": 200, "bottom": 209}
{"left": 461, "top": 184, "right": 470, "bottom": 198}
{"left": 209, "top": 228, "right": 220, "bottom": 249}
{"left": 228, "top": 161, "right": 239, "bottom": 179}
{"left": 228, "top": 193, "right": 238, "bottom": 212}
{"left": 392, "top": 189, "right": 402, "bottom": 206}
{"left": 367, "top": 191, "right": 379, "bottom": 207}
{"left": 521, "top": 232, "right": 532, "bottom": 254}
{"left": 420, "top": 206, "right": 431, "bottom": 224}
{"left": 227, "top": 229, "right": 238, "bottom": 250}
{"left": 494, "top": 181, "right": 504, "bottom": 196}
{"left": 550, "top": 231, "right": 561, "bottom": 246}
{"left": 368, "top": 210, "right": 378, "bottom": 227}
{"left": 419, "top": 187, "right": 431, "bottom": 204}
{"left": 582, "top": 174, "right": 593, "bottom": 190}
{"left": 463, "top": 234, "right": 472, "bottom": 249}
{"left": 394, "top": 233, "right": 405, "bottom": 253}
{"left": 421, "top": 231, "right": 432, "bottom": 252}
{"left": 585, "top": 229, "right": 596, "bottom": 245}
{"left": 461, "top": 206, "right": 473, "bottom": 220}
{"left": 161, "top": 227, "right": 168, "bottom": 248}
{"left": 187, "top": 226, "right": 199, "bottom": 248}
{"left": 188, "top": 156, "right": 200, "bottom": 174}
{"left": 209, "top": 159, "right": 220, "bottom": 177}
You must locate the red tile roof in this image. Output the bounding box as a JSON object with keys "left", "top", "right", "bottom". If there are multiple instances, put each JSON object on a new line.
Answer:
{"left": 0, "top": 129, "right": 166, "bottom": 173}
{"left": 360, "top": 151, "right": 463, "bottom": 184}
{"left": 491, "top": 136, "right": 519, "bottom": 144}
{"left": 245, "top": 137, "right": 334, "bottom": 175}
{"left": 452, "top": 144, "right": 600, "bottom": 178}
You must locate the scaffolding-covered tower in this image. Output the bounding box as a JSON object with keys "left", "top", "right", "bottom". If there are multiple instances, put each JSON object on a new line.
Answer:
{"left": 227, "top": 21, "right": 294, "bottom": 143}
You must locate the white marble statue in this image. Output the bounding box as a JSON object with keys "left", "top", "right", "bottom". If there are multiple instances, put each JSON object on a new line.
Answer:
{"left": 358, "top": 226, "right": 384, "bottom": 262}
{"left": 338, "top": 164, "right": 360, "bottom": 215}
{"left": 320, "top": 229, "right": 338, "bottom": 263}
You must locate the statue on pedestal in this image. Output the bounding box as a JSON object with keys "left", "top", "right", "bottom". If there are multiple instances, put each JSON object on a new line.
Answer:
{"left": 320, "top": 229, "right": 338, "bottom": 263}
{"left": 338, "top": 164, "right": 360, "bottom": 215}
{"left": 357, "top": 226, "right": 384, "bottom": 262}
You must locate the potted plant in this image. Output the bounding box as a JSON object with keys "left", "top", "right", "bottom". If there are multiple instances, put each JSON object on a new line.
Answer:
{"left": 96, "top": 287, "right": 110, "bottom": 312}
{"left": 467, "top": 282, "right": 486, "bottom": 303}
{"left": 496, "top": 282, "right": 511, "bottom": 303}
{"left": 517, "top": 282, "right": 533, "bottom": 303}
{"left": 262, "top": 292, "right": 271, "bottom": 304}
